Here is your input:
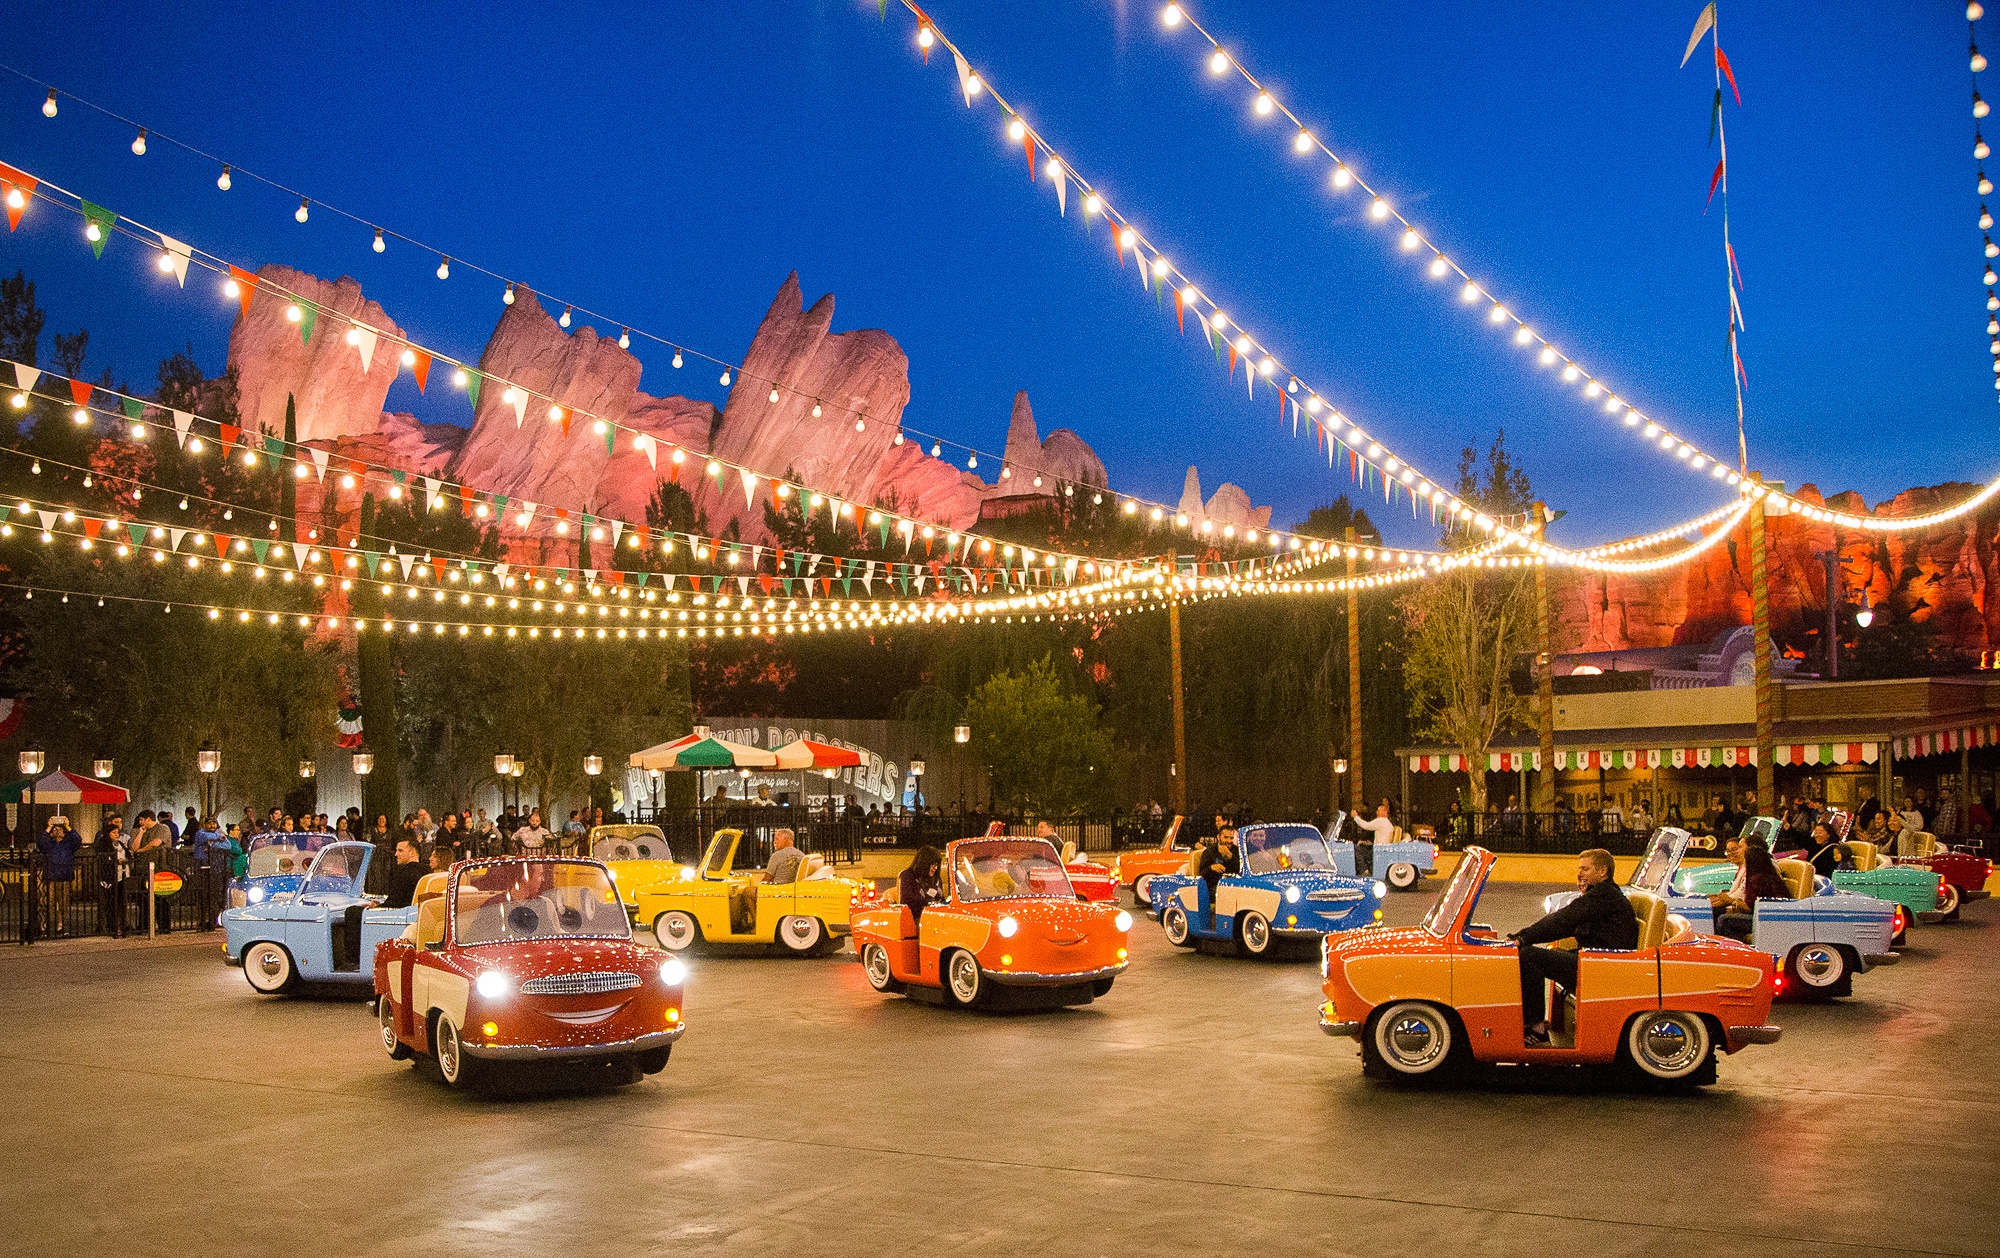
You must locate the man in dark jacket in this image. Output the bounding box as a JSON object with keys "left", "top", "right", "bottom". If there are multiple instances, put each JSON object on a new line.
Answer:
{"left": 383, "top": 839, "right": 425, "bottom": 909}
{"left": 1198, "top": 828, "right": 1240, "bottom": 929}
{"left": 1510, "top": 848, "right": 1638, "bottom": 1046}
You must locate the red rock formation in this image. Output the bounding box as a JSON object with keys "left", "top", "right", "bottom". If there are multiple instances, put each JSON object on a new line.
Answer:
{"left": 228, "top": 265, "right": 406, "bottom": 442}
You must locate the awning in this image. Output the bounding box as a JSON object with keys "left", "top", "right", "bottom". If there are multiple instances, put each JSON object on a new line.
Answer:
{"left": 0, "top": 769, "right": 132, "bottom": 804}
{"left": 629, "top": 735, "right": 777, "bottom": 771}
{"left": 1408, "top": 743, "right": 1882, "bottom": 773}
{"left": 1892, "top": 723, "right": 1999, "bottom": 760}
{"left": 769, "top": 738, "right": 862, "bottom": 770}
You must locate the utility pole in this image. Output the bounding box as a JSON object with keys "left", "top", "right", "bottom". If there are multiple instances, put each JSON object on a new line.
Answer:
{"left": 1344, "top": 527, "right": 1364, "bottom": 816}
{"left": 1817, "top": 548, "right": 1839, "bottom": 680}
{"left": 1531, "top": 502, "right": 1556, "bottom": 814}
{"left": 1749, "top": 473, "right": 1775, "bottom": 805}
{"left": 1167, "top": 552, "right": 1188, "bottom": 816}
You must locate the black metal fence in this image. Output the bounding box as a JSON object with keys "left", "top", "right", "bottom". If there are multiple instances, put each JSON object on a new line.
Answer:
{"left": 0, "top": 847, "right": 230, "bottom": 945}
{"left": 1406, "top": 810, "right": 1668, "bottom": 857}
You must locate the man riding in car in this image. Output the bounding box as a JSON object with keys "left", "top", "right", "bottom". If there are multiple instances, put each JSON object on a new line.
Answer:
{"left": 1508, "top": 848, "right": 1637, "bottom": 1047}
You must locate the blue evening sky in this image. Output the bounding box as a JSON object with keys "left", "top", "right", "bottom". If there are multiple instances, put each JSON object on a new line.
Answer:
{"left": 0, "top": 1, "right": 1983, "bottom": 548}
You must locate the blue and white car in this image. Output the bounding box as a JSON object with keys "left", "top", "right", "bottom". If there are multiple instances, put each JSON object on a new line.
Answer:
{"left": 228, "top": 831, "right": 338, "bottom": 907}
{"left": 1148, "top": 823, "right": 1386, "bottom": 956}
{"left": 221, "top": 841, "right": 418, "bottom": 995}
{"left": 1542, "top": 827, "right": 1897, "bottom": 1000}
{"left": 1321, "top": 811, "right": 1438, "bottom": 890}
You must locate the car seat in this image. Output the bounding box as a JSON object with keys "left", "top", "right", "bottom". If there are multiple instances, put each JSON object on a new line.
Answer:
{"left": 403, "top": 896, "right": 447, "bottom": 947}
{"left": 1627, "top": 890, "right": 1670, "bottom": 949}
{"left": 1061, "top": 840, "right": 1079, "bottom": 863}
{"left": 1845, "top": 841, "right": 1879, "bottom": 872}
{"left": 412, "top": 872, "right": 448, "bottom": 906}
{"left": 1775, "top": 858, "right": 1815, "bottom": 900}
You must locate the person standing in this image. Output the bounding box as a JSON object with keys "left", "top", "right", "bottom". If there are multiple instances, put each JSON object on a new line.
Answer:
{"left": 126, "top": 811, "right": 173, "bottom": 934}
{"left": 156, "top": 805, "right": 181, "bottom": 848}
{"left": 1350, "top": 800, "right": 1396, "bottom": 877}
{"left": 36, "top": 816, "right": 81, "bottom": 938}
{"left": 190, "top": 815, "right": 228, "bottom": 931}
{"left": 94, "top": 816, "right": 129, "bottom": 938}
{"left": 1855, "top": 788, "right": 1883, "bottom": 835}
{"left": 1197, "top": 827, "right": 1240, "bottom": 930}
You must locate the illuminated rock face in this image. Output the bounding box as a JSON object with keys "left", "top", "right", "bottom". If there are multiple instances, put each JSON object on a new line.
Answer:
{"left": 1174, "top": 466, "right": 1272, "bottom": 533}
{"left": 1557, "top": 483, "right": 2000, "bottom": 657}
{"left": 228, "top": 265, "right": 405, "bottom": 443}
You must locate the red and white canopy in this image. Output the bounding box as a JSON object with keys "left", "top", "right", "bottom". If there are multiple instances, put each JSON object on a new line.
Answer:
{"left": 769, "top": 739, "right": 862, "bottom": 770}
{"left": 0, "top": 769, "right": 131, "bottom": 804}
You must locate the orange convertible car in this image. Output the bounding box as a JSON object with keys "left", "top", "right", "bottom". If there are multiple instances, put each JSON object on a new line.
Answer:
{"left": 851, "top": 836, "right": 1132, "bottom": 1009}
{"left": 1319, "top": 847, "right": 1781, "bottom": 1086}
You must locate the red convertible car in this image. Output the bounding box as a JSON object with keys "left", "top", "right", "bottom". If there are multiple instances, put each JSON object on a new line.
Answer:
{"left": 373, "top": 857, "right": 686, "bottom": 1091}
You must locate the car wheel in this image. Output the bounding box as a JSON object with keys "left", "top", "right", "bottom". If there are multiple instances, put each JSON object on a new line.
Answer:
{"left": 1385, "top": 862, "right": 1420, "bottom": 890}
{"left": 377, "top": 996, "right": 412, "bottom": 1060}
{"left": 1133, "top": 874, "right": 1156, "bottom": 908}
{"left": 1786, "top": 942, "right": 1849, "bottom": 999}
{"left": 943, "top": 949, "right": 985, "bottom": 1009}
{"left": 432, "top": 1014, "right": 481, "bottom": 1091}
{"left": 653, "top": 911, "right": 700, "bottom": 952}
{"left": 1091, "top": 977, "right": 1116, "bottom": 997}
{"left": 1935, "top": 881, "right": 1961, "bottom": 921}
{"left": 777, "top": 915, "right": 824, "bottom": 955}
{"left": 1367, "top": 1001, "right": 1457, "bottom": 1078}
{"left": 1622, "top": 1010, "right": 1714, "bottom": 1083}
{"left": 861, "top": 942, "right": 904, "bottom": 993}
{"left": 241, "top": 941, "right": 296, "bottom": 995}
{"left": 1891, "top": 904, "right": 1911, "bottom": 947}
{"left": 636, "top": 1046, "right": 672, "bottom": 1075}
{"left": 1162, "top": 905, "right": 1194, "bottom": 947}
{"left": 1237, "top": 910, "right": 1274, "bottom": 957}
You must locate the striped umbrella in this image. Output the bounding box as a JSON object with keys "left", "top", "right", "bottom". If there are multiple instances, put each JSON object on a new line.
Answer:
{"left": 628, "top": 735, "right": 777, "bottom": 770}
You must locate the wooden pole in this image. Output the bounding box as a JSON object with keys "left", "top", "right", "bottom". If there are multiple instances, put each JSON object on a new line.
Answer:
{"left": 1345, "top": 528, "right": 1364, "bottom": 816}
{"left": 1168, "top": 553, "right": 1188, "bottom": 817}
{"left": 1531, "top": 501, "right": 1556, "bottom": 814}
{"left": 1749, "top": 474, "right": 1775, "bottom": 806}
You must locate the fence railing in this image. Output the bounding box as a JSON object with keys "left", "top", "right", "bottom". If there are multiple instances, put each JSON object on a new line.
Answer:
{"left": 0, "top": 848, "right": 230, "bottom": 944}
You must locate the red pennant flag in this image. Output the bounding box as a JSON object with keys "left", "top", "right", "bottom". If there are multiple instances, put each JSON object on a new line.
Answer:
{"left": 560, "top": 410, "right": 572, "bottom": 437}
{"left": 431, "top": 558, "right": 447, "bottom": 581}
{"left": 0, "top": 163, "right": 36, "bottom": 231}
{"left": 1227, "top": 344, "right": 1237, "bottom": 378}
{"left": 220, "top": 423, "right": 241, "bottom": 447}
{"left": 1715, "top": 46, "right": 1740, "bottom": 105}
{"left": 820, "top": 577, "right": 832, "bottom": 596}
{"left": 1112, "top": 221, "right": 1125, "bottom": 267}
{"left": 668, "top": 458, "right": 682, "bottom": 485}
{"left": 1706, "top": 158, "right": 1725, "bottom": 206}
{"left": 554, "top": 509, "right": 569, "bottom": 522}
{"left": 346, "top": 458, "right": 366, "bottom": 475}
{"left": 68, "top": 379, "right": 92, "bottom": 407}
{"left": 410, "top": 350, "right": 432, "bottom": 393}
{"left": 81, "top": 517, "right": 103, "bottom": 540}
{"left": 759, "top": 574, "right": 774, "bottom": 594}
{"left": 1024, "top": 132, "right": 1036, "bottom": 181}
{"left": 1173, "top": 286, "right": 1184, "bottom": 333}
{"left": 227, "top": 266, "right": 258, "bottom": 321}
{"left": 459, "top": 487, "right": 474, "bottom": 518}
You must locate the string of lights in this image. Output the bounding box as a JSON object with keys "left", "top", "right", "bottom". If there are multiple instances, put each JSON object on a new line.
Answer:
{"left": 1152, "top": 1, "right": 1740, "bottom": 478}
{"left": 1968, "top": 3, "right": 2000, "bottom": 402}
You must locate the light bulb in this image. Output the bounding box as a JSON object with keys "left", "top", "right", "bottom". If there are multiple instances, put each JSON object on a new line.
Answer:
{"left": 435, "top": 255, "right": 450, "bottom": 279}
{"left": 1008, "top": 117, "right": 1026, "bottom": 141}
{"left": 672, "top": 350, "right": 683, "bottom": 368}
{"left": 1981, "top": 137, "right": 1992, "bottom": 161}
{"left": 1161, "top": 3, "right": 1183, "bottom": 26}
{"left": 285, "top": 304, "right": 302, "bottom": 323}
{"left": 452, "top": 368, "right": 469, "bottom": 387}
{"left": 931, "top": 441, "right": 942, "bottom": 456}
{"left": 967, "top": 453, "right": 978, "bottom": 469}
{"left": 811, "top": 402, "right": 822, "bottom": 417}
{"left": 1973, "top": 3, "right": 1988, "bottom": 19}
{"left": 85, "top": 222, "right": 101, "bottom": 242}
{"left": 1331, "top": 165, "right": 1352, "bottom": 188}
{"left": 41, "top": 89, "right": 56, "bottom": 118}
{"left": 131, "top": 128, "right": 147, "bottom": 155}
{"left": 1984, "top": 174, "right": 1996, "bottom": 196}
{"left": 1400, "top": 228, "right": 1419, "bottom": 250}
{"left": 1369, "top": 197, "right": 1390, "bottom": 219}
{"left": 295, "top": 197, "right": 309, "bottom": 223}
{"left": 1429, "top": 256, "right": 1449, "bottom": 277}
{"left": 1980, "top": 94, "right": 1992, "bottom": 120}
{"left": 372, "top": 228, "right": 385, "bottom": 253}
{"left": 1977, "top": 49, "right": 1990, "bottom": 74}
{"left": 618, "top": 328, "right": 629, "bottom": 348}
{"left": 917, "top": 25, "right": 934, "bottom": 48}
{"left": 855, "top": 419, "right": 866, "bottom": 432}
{"left": 1294, "top": 131, "right": 1313, "bottom": 152}
{"left": 769, "top": 388, "right": 780, "bottom": 403}
{"left": 1210, "top": 50, "right": 1228, "bottom": 74}
{"left": 1254, "top": 92, "right": 1274, "bottom": 116}
{"left": 559, "top": 305, "right": 572, "bottom": 328}
{"left": 1460, "top": 282, "right": 1480, "bottom": 303}
{"left": 967, "top": 75, "right": 982, "bottom": 97}
{"left": 719, "top": 369, "right": 732, "bottom": 386}
{"left": 3, "top": 188, "right": 19, "bottom": 210}
{"left": 1986, "top": 267, "right": 1996, "bottom": 286}
{"left": 504, "top": 284, "right": 515, "bottom": 305}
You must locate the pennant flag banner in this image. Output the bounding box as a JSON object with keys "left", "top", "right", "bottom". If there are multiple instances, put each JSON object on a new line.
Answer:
{"left": 80, "top": 200, "right": 116, "bottom": 258}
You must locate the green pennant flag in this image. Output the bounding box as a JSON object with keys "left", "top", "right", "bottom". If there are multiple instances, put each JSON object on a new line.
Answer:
{"left": 390, "top": 469, "right": 406, "bottom": 486}
{"left": 363, "top": 550, "right": 382, "bottom": 575}
{"left": 841, "top": 576, "right": 853, "bottom": 596}
{"left": 251, "top": 538, "right": 270, "bottom": 564}
{"left": 781, "top": 576, "right": 793, "bottom": 596}
{"left": 581, "top": 514, "right": 594, "bottom": 531}
{"left": 492, "top": 494, "right": 508, "bottom": 511}
{"left": 1708, "top": 88, "right": 1722, "bottom": 149}
{"left": 630, "top": 571, "right": 647, "bottom": 588}
{"left": 127, "top": 522, "right": 146, "bottom": 546}
{"left": 81, "top": 200, "right": 116, "bottom": 259}
{"left": 603, "top": 424, "right": 616, "bottom": 457}
{"left": 263, "top": 434, "right": 284, "bottom": 469}
{"left": 877, "top": 0, "right": 886, "bottom": 16}
{"left": 465, "top": 369, "right": 484, "bottom": 410}
{"left": 298, "top": 305, "right": 318, "bottom": 346}
{"left": 712, "top": 575, "right": 726, "bottom": 593}
{"left": 120, "top": 396, "right": 143, "bottom": 421}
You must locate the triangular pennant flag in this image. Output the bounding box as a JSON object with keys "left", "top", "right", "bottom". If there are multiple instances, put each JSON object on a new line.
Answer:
{"left": 609, "top": 520, "right": 625, "bottom": 549}
{"left": 1681, "top": 2, "right": 1715, "bottom": 67}
{"left": 398, "top": 554, "right": 416, "bottom": 580}
{"left": 640, "top": 435, "right": 657, "bottom": 469}
{"left": 953, "top": 51, "right": 976, "bottom": 106}
{"left": 464, "top": 369, "right": 483, "bottom": 410}
{"left": 36, "top": 509, "right": 55, "bottom": 531}
{"left": 309, "top": 447, "right": 329, "bottom": 481}
{"left": 735, "top": 575, "right": 751, "bottom": 597}
{"left": 292, "top": 542, "right": 311, "bottom": 569}
{"left": 560, "top": 409, "right": 572, "bottom": 437}
{"left": 121, "top": 396, "right": 143, "bottom": 421}
{"left": 127, "top": 522, "right": 146, "bottom": 547}
{"left": 12, "top": 363, "right": 40, "bottom": 394}
{"left": 1707, "top": 88, "right": 1721, "bottom": 148}
{"left": 1706, "top": 157, "right": 1725, "bottom": 207}
{"left": 298, "top": 305, "right": 318, "bottom": 346}
{"left": 227, "top": 266, "right": 258, "bottom": 321}
{"left": 740, "top": 468, "right": 758, "bottom": 508}
{"left": 169, "top": 528, "right": 187, "bottom": 553}
{"left": 404, "top": 350, "right": 430, "bottom": 393}
{"left": 156, "top": 233, "right": 191, "bottom": 286}
{"left": 1024, "top": 132, "right": 1036, "bottom": 182}
{"left": 81, "top": 517, "right": 102, "bottom": 540}
{"left": 263, "top": 434, "right": 284, "bottom": 469}
{"left": 352, "top": 326, "right": 378, "bottom": 373}
{"left": 251, "top": 538, "right": 270, "bottom": 564}
{"left": 69, "top": 378, "right": 93, "bottom": 408}
{"left": 171, "top": 409, "right": 193, "bottom": 448}
{"left": 1715, "top": 45, "right": 1740, "bottom": 105}
{"left": 1052, "top": 161, "right": 1066, "bottom": 216}
{"left": 0, "top": 163, "right": 36, "bottom": 231}
{"left": 432, "top": 559, "right": 447, "bottom": 581}
{"left": 220, "top": 422, "right": 240, "bottom": 448}
{"left": 424, "top": 477, "right": 442, "bottom": 509}
{"left": 80, "top": 200, "right": 116, "bottom": 259}
{"left": 602, "top": 422, "right": 614, "bottom": 456}
{"left": 362, "top": 549, "right": 382, "bottom": 575}
{"left": 506, "top": 389, "right": 527, "bottom": 427}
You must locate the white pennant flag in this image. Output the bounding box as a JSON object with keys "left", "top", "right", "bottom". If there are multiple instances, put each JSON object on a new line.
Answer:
{"left": 1681, "top": 2, "right": 1715, "bottom": 67}
{"left": 493, "top": 563, "right": 510, "bottom": 583}
{"left": 861, "top": 561, "right": 875, "bottom": 594}
{"left": 353, "top": 326, "right": 378, "bottom": 373}
{"left": 34, "top": 509, "right": 54, "bottom": 531}
{"left": 171, "top": 409, "right": 193, "bottom": 449}
{"left": 1051, "top": 162, "right": 1066, "bottom": 216}
{"left": 660, "top": 573, "right": 675, "bottom": 591}
{"left": 584, "top": 569, "right": 598, "bottom": 585}
{"left": 423, "top": 477, "right": 442, "bottom": 509}
{"left": 309, "top": 447, "right": 329, "bottom": 481}
{"left": 609, "top": 520, "right": 625, "bottom": 549}
{"left": 750, "top": 545, "right": 764, "bottom": 570}
{"left": 292, "top": 542, "right": 311, "bottom": 569}
{"left": 13, "top": 363, "right": 41, "bottom": 394}
{"left": 168, "top": 528, "right": 187, "bottom": 552}
{"left": 156, "top": 233, "right": 191, "bottom": 286}
{"left": 953, "top": 51, "right": 977, "bottom": 107}
{"left": 506, "top": 389, "right": 527, "bottom": 427}
{"left": 398, "top": 554, "right": 416, "bottom": 580}
{"left": 736, "top": 576, "right": 751, "bottom": 597}
{"left": 740, "top": 469, "right": 758, "bottom": 508}
{"left": 518, "top": 502, "right": 536, "bottom": 526}
{"left": 638, "top": 435, "right": 657, "bottom": 469}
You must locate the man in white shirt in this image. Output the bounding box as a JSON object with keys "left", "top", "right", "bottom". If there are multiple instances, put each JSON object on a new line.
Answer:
{"left": 1350, "top": 801, "right": 1396, "bottom": 877}
{"left": 512, "top": 810, "right": 554, "bottom": 854}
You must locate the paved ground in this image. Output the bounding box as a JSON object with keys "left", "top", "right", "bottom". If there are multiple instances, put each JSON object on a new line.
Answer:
{"left": 0, "top": 883, "right": 1994, "bottom": 1257}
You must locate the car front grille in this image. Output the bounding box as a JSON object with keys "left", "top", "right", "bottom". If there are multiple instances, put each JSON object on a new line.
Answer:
{"left": 520, "top": 971, "right": 642, "bottom": 996}
{"left": 1307, "top": 889, "right": 1363, "bottom": 902}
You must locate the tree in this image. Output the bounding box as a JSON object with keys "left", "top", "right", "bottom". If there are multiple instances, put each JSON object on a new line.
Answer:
{"left": 962, "top": 655, "right": 1114, "bottom": 816}
{"left": 1399, "top": 433, "right": 1541, "bottom": 813}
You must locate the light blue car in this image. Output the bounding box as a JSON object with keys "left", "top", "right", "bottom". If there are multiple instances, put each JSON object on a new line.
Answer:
{"left": 1322, "top": 811, "right": 1438, "bottom": 890}
{"left": 1543, "top": 827, "right": 1897, "bottom": 1000}
{"left": 1148, "top": 823, "right": 1386, "bottom": 956}
{"left": 221, "top": 841, "right": 417, "bottom": 995}
{"left": 228, "top": 831, "right": 338, "bottom": 907}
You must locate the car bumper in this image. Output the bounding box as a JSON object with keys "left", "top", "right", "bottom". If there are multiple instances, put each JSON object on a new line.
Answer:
{"left": 462, "top": 1024, "right": 685, "bottom": 1061}
{"left": 1726, "top": 1024, "right": 1783, "bottom": 1047}
{"left": 1861, "top": 952, "right": 1900, "bottom": 970}
{"left": 1319, "top": 1009, "right": 1363, "bottom": 1038}
{"left": 985, "top": 962, "right": 1127, "bottom": 988}
{"left": 1917, "top": 910, "right": 1950, "bottom": 924}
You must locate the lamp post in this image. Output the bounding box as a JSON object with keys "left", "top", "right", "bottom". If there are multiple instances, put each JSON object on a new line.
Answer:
{"left": 196, "top": 742, "right": 221, "bottom": 822}
{"left": 92, "top": 759, "right": 113, "bottom": 780}
{"left": 583, "top": 755, "right": 603, "bottom": 830}
{"left": 954, "top": 724, "right": 971, "bottom": 815}
{"left": 494, "top": 754, "right": 514, "bottom": 814}
{"left": 18, "top": 749, "right": 44, "bottom": 848}
{"left": 512, "top": 759, "right": 524, "bottom": 814}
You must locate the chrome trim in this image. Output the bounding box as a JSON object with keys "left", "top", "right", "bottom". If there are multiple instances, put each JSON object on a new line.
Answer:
{"left": 519, "top": 971, "right": 641, "bottom": 996}
{"left": 461, "top": 1023, "right": 684, "bottom": 1060}
{"left": 1862, "top": 952, "right": 1900, "bottom": 968}
{"left": 1306, "top": 889, "right": 1364, "bottom": 902}
{"left": 1319, "top": 1014, "right": 1363, "bottom": 1038}
{"left": 984, "top": 961, "right": 1127, "bottom": 987}
{"left": 1727, "top": 1024, "right": 1782, "bottom": 1045}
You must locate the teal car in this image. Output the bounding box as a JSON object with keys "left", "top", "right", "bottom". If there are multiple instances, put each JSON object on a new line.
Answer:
{"left": 1686, "top": 817, "right": 1940, "bottom": 944}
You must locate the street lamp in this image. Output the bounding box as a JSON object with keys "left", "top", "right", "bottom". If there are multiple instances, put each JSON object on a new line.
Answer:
{"left": 1333, "top": 758, "right": 1349, "bottom": 776}
{"left": 19, "top": 750, "right": 43, "bottom": 847}
{"left": 511, "top": 759, "right": 524, "bottom": 813}
{"left": 954, "top": 725, "right": 970, "bottom": 744}
{"left": 298, "top": 759, "right": 316, "bottom": 779}
{"left": 1855, "top": 597, "right": 1874, "bottom": 629}
{"left": 196, "top": 741, "right": 220, "bottom": 820}
{"left": 352, "top": 751, "right": 374, "bottom": 777}
{"left": 92, "top": 759, "right": 113, "bottom": 780}
{"left": 583, "top": 754, "right": 603, "bottom": 777}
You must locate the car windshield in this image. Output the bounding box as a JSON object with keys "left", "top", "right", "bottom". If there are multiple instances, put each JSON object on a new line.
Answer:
{"left": 297, "top": 843, "right": 370, "bottom": 899}
{"left": 452, "top": 861, "right": 630, "bottom": 946}
{"left": 243, "top": 832, "right": 333, "bottom": 879}
{"left": 952, "top": 839, "right": 1075, "bottom": 901}
{"left": 1422, "top": 856, "right": 1484, "bottom": 939}
{"left": 1626, "top": 828, "right": 1688, "bottom": 895}
{"left": 1323, "top": 811, "right": 1349, "bottom": 843}
{"left": 703, "top": 833, "right": 739, "bottom": 876}
{"left": 1740, "top": 815, "right": 1781, "bottom": 846}
{"left": 1242, "top": 825, "right": 1334, "bottom": 875}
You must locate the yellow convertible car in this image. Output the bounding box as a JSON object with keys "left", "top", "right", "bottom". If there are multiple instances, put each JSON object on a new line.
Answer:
{"left": 631, "top": 829, "right": 874, "bottom": 955}
{"left": 589, "top": 825, "right": 680, "bottom": 917}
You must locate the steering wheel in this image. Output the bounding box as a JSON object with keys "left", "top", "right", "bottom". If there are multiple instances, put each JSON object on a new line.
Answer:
{"left": 558, "top": 904, "right": 583, "bottom": 931}
{"left": 505, "top": 904, "right": 542, "bottom": 935}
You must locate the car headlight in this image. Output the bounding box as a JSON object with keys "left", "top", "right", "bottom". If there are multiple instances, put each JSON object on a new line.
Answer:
{"left": 1114, "top": 910, "right": 1133, "bottom": 932}
{"left": 247, "top": 887, "right": 265, "bottom": 903}
{"left": 997, "top": 915, "right": 1019, "bottom": 938}
{"left": 679, "top": 865, "right": 697, "bottom": 881}
{"left": 660, "top": 957, "right": 687, "bottom": 986}
{"left": 1284, "top": 885, "right": 1302, "bottom": 904}
{"left": 1372, "top": 881, "right": 1388, "bottom": 899}
{"left": 475, "top": 970, "right": 511, "bottom": 999}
